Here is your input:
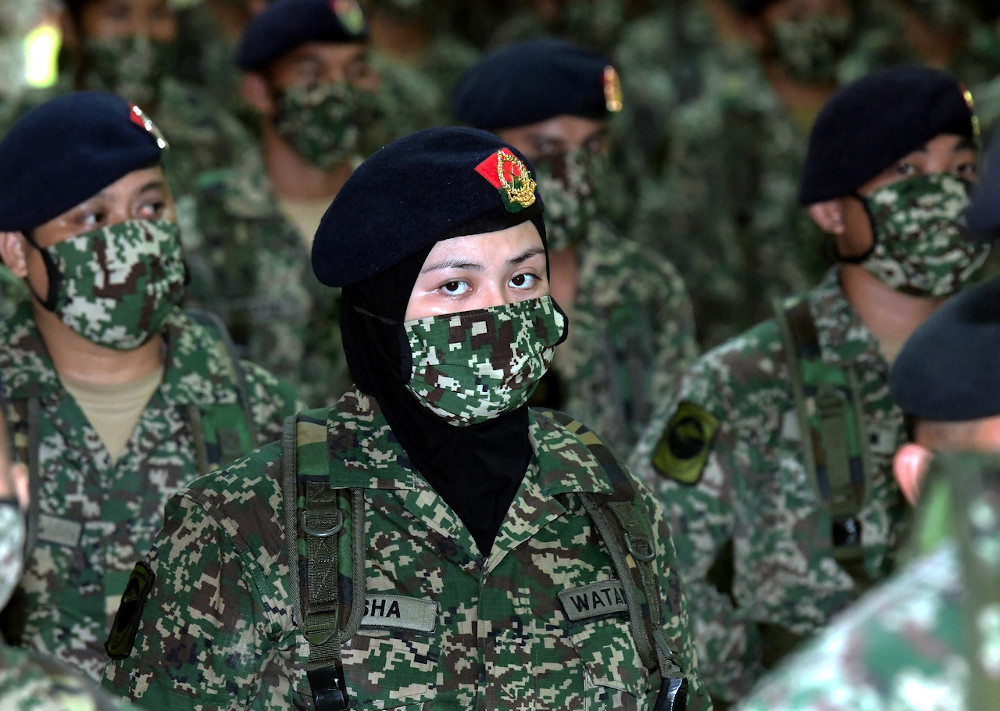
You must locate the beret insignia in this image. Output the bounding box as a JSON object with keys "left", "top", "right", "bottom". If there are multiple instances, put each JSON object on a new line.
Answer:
{"left": 961, "top": 85, "right": 980, "bottom": 140}
{"left": 475, "top": 148, "right": 537, "bottom": 213}
{"left": 331, "top": 0, "right": 366, "bottom": 35}
{"left": 603, "top": 65, "right": 623, "bottom": 113}
{"left": 652, "top": 400, "right": 720, "bottom": 485}
{"left": 105, "top": 561, "right": 155, "bottom": 660}
{"left": 129, "top": 103, "right": 168, "bottom": 150}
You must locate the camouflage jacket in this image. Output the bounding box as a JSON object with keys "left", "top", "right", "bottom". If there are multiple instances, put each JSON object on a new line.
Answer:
{"left": 624, "top": 36, "right": 828, "bottom": 349}
{"left": 0, "top": 644, "right": 136, "bottom": 711}
{"left": 179, "top": 150, "right": 349, "bottom": 409}
{"left": 737, "top": 452, "right": 1000, "bottom": 710}
{"left": 554, "top": 220, "right": 698, "bottom": 455}
{"left": 628, "top": 268, "right": 909, "bottom": 703}
{"left": 0, "top": 301, "right": 301, "bottom": 680}
{"left": 103, "top": 388, "right": 711, "bottom": 710}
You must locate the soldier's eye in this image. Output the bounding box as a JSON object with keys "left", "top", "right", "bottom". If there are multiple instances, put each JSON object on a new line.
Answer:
{"left": 510, "top": 273, "right": 538, "bottom": 289}
{"left": 440, "top": 280, "right": 469, "bottom": 296}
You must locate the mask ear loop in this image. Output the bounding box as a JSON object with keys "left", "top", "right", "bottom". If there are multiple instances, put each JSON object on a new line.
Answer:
{"left": 19, "top": 230, "right": 61, "bottom": 312}
{"left": 834, "top": 192, "right": 878, "bottom": 264}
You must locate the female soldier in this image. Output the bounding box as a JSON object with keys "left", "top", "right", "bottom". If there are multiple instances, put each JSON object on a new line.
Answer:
{"left": 102, "top": 127, "right": 708, "bottom": 710}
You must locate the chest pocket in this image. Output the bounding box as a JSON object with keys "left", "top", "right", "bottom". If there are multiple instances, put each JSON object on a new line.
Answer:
{"left": 567, "top": 615, "right": 645, "bottom": 709}
{"left": 338, "top": 626, "right": 440, "bottom": 710}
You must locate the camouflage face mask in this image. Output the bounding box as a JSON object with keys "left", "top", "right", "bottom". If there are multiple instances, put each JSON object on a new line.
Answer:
{"left": 858, "top": 172, "right": 989, "bottom": 297}
{"left": 770, "top": 14, "right": 851, "bottom": 84}
{"left": 272, "top": 81, "right": 382, "bottom": 170}
{"left": 82, "top": 35, "right": 177, "bottom": 108}
{"left": 403, "top": 295, "right": 568, "bottom": 426}
{"left": 38, "top": 219, "right": 186, "bottom": 350}
{"left": 0, "top": 503, "right": 25, "bottom": 610}
{"left": 533, "top": 148, "right": 603, "bottom": 252}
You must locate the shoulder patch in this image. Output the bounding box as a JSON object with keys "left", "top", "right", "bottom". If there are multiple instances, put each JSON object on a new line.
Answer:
{"left": 105, "top": 561, "right": 155, "bottom": 660}
{"left": 651, "top": 401, "right": 720, "bottom": 485}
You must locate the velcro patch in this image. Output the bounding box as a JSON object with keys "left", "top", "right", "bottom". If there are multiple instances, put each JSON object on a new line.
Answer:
{"left": 37, "top": 513, "right": 82, "bottom": 548}
{"left": 360, "top": 594, "right": 438, "bottom": 634}
{"left": 652, "top": 400, "right": 720, "bottom": 485}
{"left": 558, "top": 580, "right": 628, "bottom": 622}
{"left": 105, "top": 561, "right": 155, "bottom": 660}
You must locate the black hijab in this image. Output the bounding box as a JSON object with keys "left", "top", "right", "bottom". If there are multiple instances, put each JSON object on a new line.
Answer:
{"left": 340, "top": 214, "right": 549, "bottom": 555}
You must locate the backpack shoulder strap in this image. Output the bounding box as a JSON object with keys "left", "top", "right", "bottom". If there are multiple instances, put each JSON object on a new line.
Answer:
{"left": 536, "top": 408, "right": 688, "bottom": 710}
{"left": 772, "top": 296, "right": 872, "bottom": 586}
{"left": 280, "top": 407, "right": 365, "bottom": 711}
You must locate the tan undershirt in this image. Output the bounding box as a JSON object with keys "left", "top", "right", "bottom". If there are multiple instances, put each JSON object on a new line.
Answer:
{"left": 60, "top": 366, "right": 164, "bottom": 463}
{"left": 276, "top": 195, "right": 335, "bottom": 250}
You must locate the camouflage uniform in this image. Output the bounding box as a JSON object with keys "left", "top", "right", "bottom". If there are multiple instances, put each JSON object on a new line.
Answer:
{"left": 0, "top": 300, "right": 301, "bottom": 680}
{"left": 737, "top": 452, "right": 1000, "bottom": 711}
{"left": 0, "top": 645, "right": 136, "bottom": 710}
{"left": 628, "top": 267, "right": 910, "bottom": 703}
{"left": 625, "top": 39, "right": 827, "bottom": 349}
{"left": 0, "top": 266, "right": 26, "bottom": 320}
{"left": 552, "top": 219, "right": 698, "bottom": 455}
{"left": 103, "top": 387, "right": 711, "bottom": 710}
{"left": 0, "top": 76, "right": 254, "bottom": 198}
{"left": 179, "top": 150, "right": 349, "bottom": 408}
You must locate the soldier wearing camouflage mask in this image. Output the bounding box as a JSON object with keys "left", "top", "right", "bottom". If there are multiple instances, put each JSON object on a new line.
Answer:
{"left": 740, "top": 255, "right": 1000, "bottom": 710}
{"left": 0, "top": 91, "right": 300, "bottom": 681}
{"left": 103, "top": 127, "right": 711, "bottom": 710}
{"left": 629, "top": 65, "right": 987, "bottom": 707}
{"left": 180, "top": 0, "right": 382, "bottom": 408}
{"left": 451, "top": 38, "right": 699, "bottom": 454}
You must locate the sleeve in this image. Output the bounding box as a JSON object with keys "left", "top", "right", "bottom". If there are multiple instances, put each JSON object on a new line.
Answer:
{"left": 241, "top": 359, "right": 306, "bottom": 444}
{"left": 101, "top": 487, "right": 273, "bottom": 709}
{"left": 629, "top": 357, "right": 762, "bottom": 704}
{"left": 635, "top": 468, "right": 714, "bottom": 711}
{"left": 643, "top": 252, "right": 700, "bottom": 403}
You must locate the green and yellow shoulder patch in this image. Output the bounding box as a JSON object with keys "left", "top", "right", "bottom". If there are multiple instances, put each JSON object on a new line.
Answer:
{"left": 105, "top": 561, "right": 155, "bottom": 660}
{"left": 652, "top": 401, "right": 720, "bottom": 485}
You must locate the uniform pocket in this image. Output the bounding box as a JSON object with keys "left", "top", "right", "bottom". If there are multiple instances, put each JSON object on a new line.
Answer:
{"left": 340, "top": 628, "right": 439, "bottom": 709}
{"left": 567, "top": 616, "right": 646, "bottom": 707}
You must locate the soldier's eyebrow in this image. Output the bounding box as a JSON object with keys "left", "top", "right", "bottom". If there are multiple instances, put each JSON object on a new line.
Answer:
{"left": 137, "top": 180, "right": 167, "bottom": 196}
{"left": 421, "top": 258, "right": 484, "bottom": 273}
{"left": 955, "top": 136, "right": 977, "bottom": 151}
{"left": 507, "top": 247, "right": 545, "bottom": 267}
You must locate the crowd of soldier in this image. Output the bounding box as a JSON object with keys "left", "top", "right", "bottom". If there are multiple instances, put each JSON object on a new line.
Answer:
{"left": 0, "top": 0, "right": 1000, "bottom": 708}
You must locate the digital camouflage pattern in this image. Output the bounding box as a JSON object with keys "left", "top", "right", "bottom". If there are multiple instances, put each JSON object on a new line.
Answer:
{"left": 860, "top": 173, "right": 988, "bottom": 296}
{"left": 737, "top": 452, "right": 1000, "bottom": 711}
{"left": 102, "top": 388, "right": 710, "bottom": 710}
{"left": 404, "top": 295, "right": 566, "bottom": 425}
{"left": 628, "top": 268, "right": 909, "bottom": 703}
{"left": 42, "top": 220, "right": 186, "bottom": 350}
{"left": 179, "top": 150, "right": 349, "bottom": 408}
{"left": 550, "top": 219, "right": 698, "bottom": 456}
{"left": 0, "top": 644, "right": 137, "bottom": 711}
{"left": 532, "top": 148, "right": 602, "bottom": 252}
{"left": 622, "top": 36, "right": 827, "bottom": 349}
{"left": 768, "top": 14, "right": 852, "bottom": 85}
{"left": 79, "top": 36, "right": 178, "bottom": 113}
{"left": 0, "top": 301, "right": 301, "bottom": 680}
{"left": 0, "top": 265, "right": 26, "bottom": 321}
{"left": 273, "top": 81, "right": 382, "bottom": 170}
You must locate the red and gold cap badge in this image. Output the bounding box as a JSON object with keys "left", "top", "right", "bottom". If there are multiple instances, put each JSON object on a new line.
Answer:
{"left": 129, "top": 103, "right": 168, "bottom": 150}
{"left": 603, "top": 66, "right": 623, "bottom": 113}
{"left": 331, "top": 0, "right": 366, "bottom": 35}
{"left": 475, "top": 148, "right": 537, "bottom": 213}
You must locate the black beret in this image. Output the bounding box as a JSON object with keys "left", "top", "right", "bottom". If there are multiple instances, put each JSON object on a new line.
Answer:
{"left": 312, "top": 126, "right": 545, "bottom": 287}
{"left": 236, "top": 0, "right": 368, "bottom": 71}
{"left": 0, "top": 91, "right": 165, "bottom": 232}
{"left": 963, "top": 136, "right": 1000, "bottom": 236}
{"left": 450, "top": 38, "right": 621, "bottom": 131}
{"left": 890, "top": 276, "right": 1000, "bottom": 421}
{"left": 799, "top": 65, "right": 975, "bottom": 205}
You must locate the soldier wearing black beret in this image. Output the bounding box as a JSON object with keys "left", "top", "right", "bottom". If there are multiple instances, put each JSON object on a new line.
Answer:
{"left": 104, "top": 126, "right": 711, "bottom": 710}
{"left": 0, "top": 91, "right": 299, "bottom": 680}
{"left": 629, "top": 63, "right": 990, "bottom": 705}
{"left": 180, "top": 0, "right": 385, "bottom": 407}
{"left": 451, "top": 37, "right": 699, "bottom": 454}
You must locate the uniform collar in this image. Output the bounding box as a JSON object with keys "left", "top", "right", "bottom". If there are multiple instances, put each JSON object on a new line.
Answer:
{"left": 0, "top": 303, "right": 242, "bottom": 408}
{"left": 810, "top": 266, "right": 888, "bottom": 370}
{"left": 324, "top": 389, "right": 617, "bottom": 497}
